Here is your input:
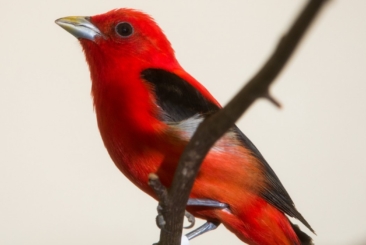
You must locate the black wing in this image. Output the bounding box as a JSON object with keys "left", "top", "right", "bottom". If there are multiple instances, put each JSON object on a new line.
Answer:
{"left": 141, "top": 68, "right": 218, "bottom": 122}
{"left": 233, "top": 127, "right": 314, "bottom": 233}
{"left": 141, "top": 68, "right": 314, "bottom": 233}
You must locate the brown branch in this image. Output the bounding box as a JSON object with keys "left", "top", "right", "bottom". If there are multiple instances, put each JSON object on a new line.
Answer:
{"left": 148, "top": 173, "right": 168, "bottom": 206}
{"left": 155, "top": 1, "right": 328, "bottom": 244}
{"left": 148, "top": 174, "right": 169, "bottom": 231}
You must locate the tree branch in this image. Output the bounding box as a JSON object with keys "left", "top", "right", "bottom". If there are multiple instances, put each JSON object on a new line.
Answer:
{"left": 154, "top": 1, "right": 328, "bottom": 244}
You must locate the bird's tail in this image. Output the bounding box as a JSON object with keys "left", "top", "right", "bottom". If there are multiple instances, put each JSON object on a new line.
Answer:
{"left": 219, "top": 197, "right": 312, "bottom": 245}
{"left": 290, "top": 222, "right": 314, "bottom": 245}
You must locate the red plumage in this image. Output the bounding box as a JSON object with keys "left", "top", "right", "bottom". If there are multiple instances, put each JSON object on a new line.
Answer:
{"left": 56, "top": 8, "right": 314, "bottom": 245}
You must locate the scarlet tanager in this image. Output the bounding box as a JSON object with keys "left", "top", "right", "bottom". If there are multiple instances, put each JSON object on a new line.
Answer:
{"left": 55, "top": 9, "right": 314, "bottom": 245}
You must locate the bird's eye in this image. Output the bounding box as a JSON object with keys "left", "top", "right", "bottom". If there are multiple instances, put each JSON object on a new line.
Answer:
{"left": 115, "top": 22, "right": 134, "bottom": 37}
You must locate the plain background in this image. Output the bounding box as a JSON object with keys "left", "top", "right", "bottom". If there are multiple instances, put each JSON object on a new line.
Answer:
{"left": 1, "top": 0, "right": 366, "bottom": 244}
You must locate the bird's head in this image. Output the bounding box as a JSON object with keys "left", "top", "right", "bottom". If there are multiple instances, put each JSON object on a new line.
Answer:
{"left": 56, "top": 8, "right": 177, "bottom": 71}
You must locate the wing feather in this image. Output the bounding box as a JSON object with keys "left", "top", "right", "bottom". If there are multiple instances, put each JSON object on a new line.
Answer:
{"left": 141, "top": 68, "right": 313, "bottom": 233}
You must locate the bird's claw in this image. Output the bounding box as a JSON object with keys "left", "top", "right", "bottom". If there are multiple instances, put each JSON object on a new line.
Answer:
{"left": 155, "top": 205, "right": 195, "bottom": 230}
{"left": 156, "top": 204, "right": 166, "bottom": 229}
{"left": 184, "top": 211, "right": 195, "bottom": 229}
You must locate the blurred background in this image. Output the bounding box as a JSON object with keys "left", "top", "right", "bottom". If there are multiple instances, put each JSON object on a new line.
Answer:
{"left": 1, "top": 0, "right": 365, "bottom": 244}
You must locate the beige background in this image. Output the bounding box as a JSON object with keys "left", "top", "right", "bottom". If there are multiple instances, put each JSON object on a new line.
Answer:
{"left": 1, "top": 0, "right": 366, "bottom": 244}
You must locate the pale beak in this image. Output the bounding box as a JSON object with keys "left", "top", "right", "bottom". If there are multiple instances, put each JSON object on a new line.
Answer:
{"left": 55, "top": 16, "right": 104, "bottom": 42}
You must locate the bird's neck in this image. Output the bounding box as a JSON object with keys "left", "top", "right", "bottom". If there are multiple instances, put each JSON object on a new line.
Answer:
{"left": 88, "top": 61, "right": 169, "bottom": 192}
{"left": 91, "top": 61, "right": 163, "bottom": 147}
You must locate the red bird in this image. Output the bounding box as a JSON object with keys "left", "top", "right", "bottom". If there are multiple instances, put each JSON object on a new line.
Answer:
{"left": 56, "top": 9, "right": 314, "bottom": 245}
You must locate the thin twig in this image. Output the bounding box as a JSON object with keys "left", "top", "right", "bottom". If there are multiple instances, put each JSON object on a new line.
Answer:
{"left": 148, "top": 173, "right": 169, "bottom": 205}
{"left": 155, "top": 1, "right": 328, "bottom": 244}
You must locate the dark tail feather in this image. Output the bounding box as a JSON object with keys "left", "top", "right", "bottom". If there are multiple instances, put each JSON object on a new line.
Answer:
{"left": 291, "top": 222, "right": 314, "bottom": 245}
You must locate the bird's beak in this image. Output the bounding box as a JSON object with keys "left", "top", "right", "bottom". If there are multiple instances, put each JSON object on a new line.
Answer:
{"left": 55, "top": 16, "right": 104, "bottom": 42}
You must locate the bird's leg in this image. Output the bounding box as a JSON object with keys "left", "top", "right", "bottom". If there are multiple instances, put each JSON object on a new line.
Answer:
{"left": 185, "top": 221, "right": 221, "bottom": 240}
{"left": 156, "top": 199, "right": 228, "bottom": 229}
{"left": 184, "top": 198, "right": 228, "bottom": 230}
{"left": 155, "top": 198, "right": 228, "bottom": 241}
{"left": 182, "top": 198, "right": 228, "bottom": 240}
{"left": 187, "top": 198, "right": 229, "bottom": 209}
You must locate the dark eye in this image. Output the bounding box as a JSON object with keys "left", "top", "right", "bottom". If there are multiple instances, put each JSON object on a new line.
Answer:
{"left": 115, "top": 22, "right": 134, "bottom": 37}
